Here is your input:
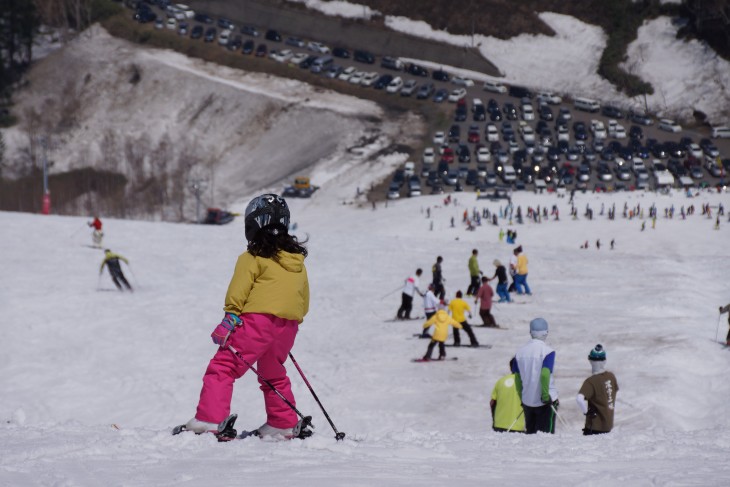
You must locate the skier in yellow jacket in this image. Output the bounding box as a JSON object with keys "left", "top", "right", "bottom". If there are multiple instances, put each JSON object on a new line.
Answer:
{"left": 448, "top": 291, "right": 480, "bottom": 347}
{"left": 421, "top": 308, "right": 462, "bottom": 361}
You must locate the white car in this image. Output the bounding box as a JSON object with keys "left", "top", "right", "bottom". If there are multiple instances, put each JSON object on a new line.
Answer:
{"left": 166, "top": 18, "right": 177, "bottom": 29}
{"left": 613, "top": 125, "right": 626, "bottom": 139}
{"left": 536, "top": 91, "right": 562, "bottom": 105}
{"left": 400, "top": 79, "right": 418, "bottom": 96}
{"left": 477, "top": 147, "right": 491, "bottom": 163}
{"left": 338, "top": 66, "right": 356, "bottom": 81}
{"left": 658, "top": 119, "right": 682, "bottom": 133}
{"left": 485, "top": 124, "right": 499, "bottom": 142}
{"left": 218, "top": 29, "right": 231, "bottom": 46}
{"left": 270, "top": 49, "right": 293, "bottom": 63}
{"left": 521, "top": 105, "right": 535, "bottom": 121}
{"left": 483, "top": 80, "right": 507, "bottom": 93}
{"left": 307, "top": 41, "right": 330, "bottom": 54}
{"left": 348, "top": 71, "right": 365, "bottom": 84}
{"left": 591, "top": 119, "right": 607, "bottom": 139}
{"left": 404, "top": 161, "right": 415, "bottom": 177}
{"left": 433, "top": 131, "right": 446, "bottom": 145}
{"left": 175, "top": 4, "right": 195, "bottom": 19}
{"left": 688, "top": 143, "right": 702, "bottom": 158}
{"left": 452, "top": 76, "right": 475, "bottom": 87}
{"left": 448, "top": 88, "right": 467, "bottom": 102}
{"left": 386, "top": 76, "right": 404, "bottom": 93}
{"left": 361, "top": 72, "right": 379, "bottom": 87}
{"left": 520, "top": 125, "right": 536, "bottom": 143}
{"left": 289, "top": 52, "right": 309, "bottom": 65}
{"left": 422, "top": 147, "right": 435, "bottom": 164}
{"left": 557, "top": 125, "right": 570, "bottom": 142}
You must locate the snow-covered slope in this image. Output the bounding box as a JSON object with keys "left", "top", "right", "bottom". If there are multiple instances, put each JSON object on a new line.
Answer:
{"left": 1, "top": 182, "right": 729, "bottom": 484}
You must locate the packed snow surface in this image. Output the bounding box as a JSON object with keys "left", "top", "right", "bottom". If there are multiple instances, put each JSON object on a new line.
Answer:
{"left": 2, "top": 179, "right": 730, "bottom": 484}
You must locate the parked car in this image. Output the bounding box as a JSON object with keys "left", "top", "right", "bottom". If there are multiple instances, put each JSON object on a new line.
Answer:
{"left": 448, "top": 88, "right": 467, "bottom": 102}
{"left": 204, "top": 27, "right": 217, "bottom": 42}
{"left": 630, "top": 111, "right": 653, "bottom": 125}
{"left": 406, "top": 63, "right": 428, "bottom": 77}
{"left": 240, "top": 25, "right": 259, "bottom": 37}
{"left": 255, "top": 43, "right": 268, "bottom": 57}
{"left": 452, "top": 76, "right": 475, "bottom": 87}
{"left": 307, "top": 41, "right": 330, "bottom": 54}
{"left": 265, "top": 29, "right": 281, "bottom": 42}
{"left": 285, "top": 36, "right": 305, "bottom": 47}
{"left": 400, "top": 79, "right": 418, "bottom": 96}
{"left": 332, "top": 47, "right": 350, "bottom": 58}
{"left": 386, "top": 76, "right": 404, "bottom": 93}
{"left": 433, "top": 88, "right": 449, "bottom": 103}
{"left": 602, "top": 105, "right": 624, "bottom": 118}
{"left": 353, "top": 50, "right": 375, "bottom": 64}
{"left": 242, "top": 39, "right": 255, "bottom": 54}
{"left": 483, "top": 80, "right": 507, "bottom": 93}
{"left": 416, "top": 82, "right": 435, "bottom": 99}
{"left": 360, "top": 71, "right": 379, "bottom": 87}
{"left": 658, "top": 119, "right": 682, "bottom": 133}
{"left": 190, "top": 24, "right": 203, "bottom": 39}
{"left": 432, "top": 70, "right": 450, "bottom": 82}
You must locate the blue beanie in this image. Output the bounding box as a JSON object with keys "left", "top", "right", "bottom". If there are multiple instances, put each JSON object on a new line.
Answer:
{"left": 589, "top": 344, "right": 606, "bottom": 361}
{"left": 529, "top": 318, "right": 548, "bottom": 338}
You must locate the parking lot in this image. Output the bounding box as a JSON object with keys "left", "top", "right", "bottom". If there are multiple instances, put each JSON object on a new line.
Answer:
{"left": 130, "top": 2, "right": 730, "bottom": 200}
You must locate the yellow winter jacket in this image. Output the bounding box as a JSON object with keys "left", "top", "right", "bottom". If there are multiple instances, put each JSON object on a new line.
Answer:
{"left": 448, "top": 298, "right": 471, "bottom": 323}
{"left": 223, "top": 251, "right": 309, "bottom": 323}
{"left": 423, "top": 310, "right": 463, "bottom": 342}
{"left": 517, "top": 254, "right": 528, "bottom": 275}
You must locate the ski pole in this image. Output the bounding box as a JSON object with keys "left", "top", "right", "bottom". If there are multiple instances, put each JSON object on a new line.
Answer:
{"left": 551, "top": 403, "right": 570, "bottom": 430}
{"left": 714, "top": 313, "right": 720, "bottom": 343}
{"left": 289, "top": 352, "right": 346, "bottom": 441}
{"left": 506, "top": 409, "right": 524, "bottom": 433}
{"left": 227, "top": 345, "right": 314, "bottom": 430}
{"left": 127, "top": 263, "right": 141, "bottom": 290}
{"left": 381, "top": 285, "right": 403, "bottom": 300}
{"left": 69, "top": 222, "right": 87, "bottom": 238}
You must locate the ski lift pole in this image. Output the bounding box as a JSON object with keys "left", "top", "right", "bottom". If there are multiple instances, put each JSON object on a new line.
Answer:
{"left": 227, "top": 345, "right": 313, "bottom": 430}
{"left": 289, "top": 352, "right": 346, "bottom": 441}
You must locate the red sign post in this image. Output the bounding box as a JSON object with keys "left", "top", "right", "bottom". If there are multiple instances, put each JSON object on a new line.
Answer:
{"left": 42, "top": 192, "right": 51, "bottom": 215}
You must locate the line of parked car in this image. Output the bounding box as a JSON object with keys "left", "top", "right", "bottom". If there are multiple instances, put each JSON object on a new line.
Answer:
{"left": 388, "top": 88, "right": 729, "bottom": 199}
{"left": 126, "top": 2, "right": 730, "bottom": 200}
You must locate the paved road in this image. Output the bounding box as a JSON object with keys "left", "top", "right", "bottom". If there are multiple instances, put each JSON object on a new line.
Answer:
{"left": 188, "top": 0, "right": 501, "bottom": 76}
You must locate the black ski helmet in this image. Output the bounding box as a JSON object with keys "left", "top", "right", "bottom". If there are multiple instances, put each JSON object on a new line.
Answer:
{"left": 244, "top": 193, "right": 290, "bottom": 241}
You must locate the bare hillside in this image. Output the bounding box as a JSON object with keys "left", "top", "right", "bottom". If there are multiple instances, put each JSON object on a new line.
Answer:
{"left": 4, "top": 26, "right": 420, "bottom": 219}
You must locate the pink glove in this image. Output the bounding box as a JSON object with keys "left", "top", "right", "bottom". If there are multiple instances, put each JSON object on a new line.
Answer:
{"left": 211, "top": 313, "right": 241, "bottom": 347}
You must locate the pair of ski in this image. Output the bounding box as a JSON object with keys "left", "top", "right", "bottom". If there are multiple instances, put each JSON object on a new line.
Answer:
{"left": 411, "top": 357, "right": 459, "bottom": 363}
{"left": 171, "top": 414, "right": 313, "bottom": 442}
{"left": 410, "top": 334, "right": 493, "bottom": 349}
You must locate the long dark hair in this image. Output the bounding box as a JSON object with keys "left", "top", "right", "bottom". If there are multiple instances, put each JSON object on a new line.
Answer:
{"left": 247, "top": 225, "right": 308, "bottom": 259}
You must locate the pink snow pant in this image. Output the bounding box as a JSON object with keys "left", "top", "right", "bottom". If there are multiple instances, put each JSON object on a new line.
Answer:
{"left": 195, "top": 313, "right": 299, "bottom": 429}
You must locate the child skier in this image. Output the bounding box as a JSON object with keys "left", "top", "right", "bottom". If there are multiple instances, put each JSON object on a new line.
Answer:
{"left": 421, "top": 308, "right": 463, "bottom": 361}
{"left": 180, "top": 194, "right": 311, "bottom": 440}
{"left": 449, "top": 290, "right": 479, "bottom": 347}
{"left": 490, "top": 359, "right": 525, "bottom": 432}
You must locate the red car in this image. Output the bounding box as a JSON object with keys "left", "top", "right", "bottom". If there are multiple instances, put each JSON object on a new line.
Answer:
{"left": 441, "top": 147, "right": 455, "bottom": 164}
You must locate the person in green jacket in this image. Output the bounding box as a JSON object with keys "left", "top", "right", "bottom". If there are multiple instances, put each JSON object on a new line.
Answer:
{"left": 100, "top": 249, "right": 132, "bottom": 291}
{"left": 421, "top": 309, "right": 463, "bottom": 361}
{"left": 466, "top": 249, "right": 481, "bottom": 296}
{"left": 490, "top": 359, "right": 525, "bottom": 432}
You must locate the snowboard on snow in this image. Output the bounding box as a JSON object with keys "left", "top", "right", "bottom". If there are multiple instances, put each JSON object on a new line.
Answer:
{"left": 411, "top": 357, "right": 458, "bottom": 363}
